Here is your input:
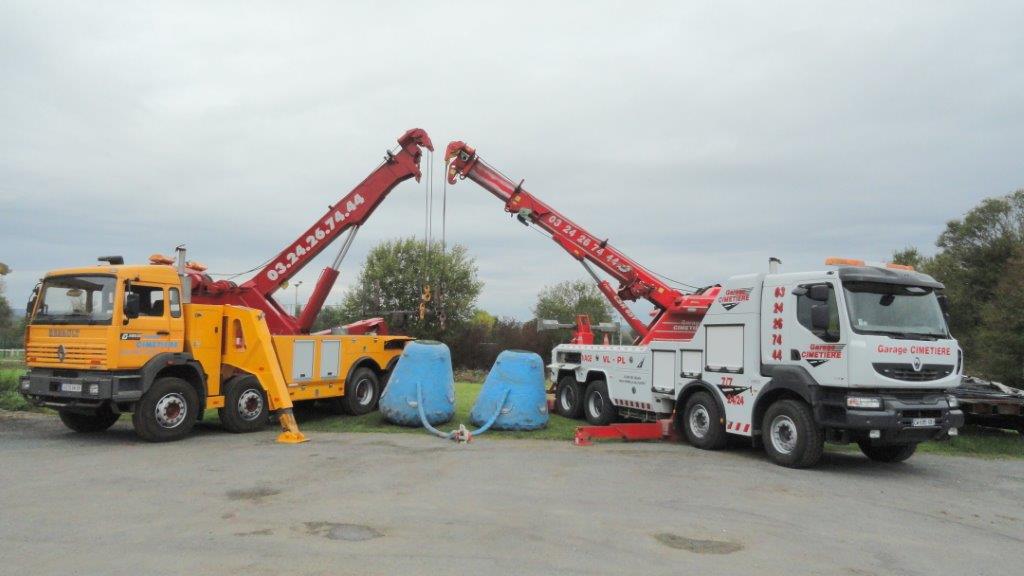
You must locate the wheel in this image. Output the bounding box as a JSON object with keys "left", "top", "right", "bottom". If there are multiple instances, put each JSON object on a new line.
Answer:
{"left": 858, "top": 442, "right": 917, "bottom": 463}
{"left": 131, "top": 377, "right": 199, "bottom": 442}
{"left": 218, "top": 375, "right": 269, "bottom": 433}
{"left": 583, "top": 380, "right": 616, "bottom": 426}
{"left": 681, "top": 391, "right": 727, "bottom": 449}
{"left": 340, "top": 367, "right": 381, "bottom": 416}
{"left": 555, "top": 376, "right": 584, "bottom": 419}
{"left": 761, "top": 399, "right": 824, "bottom": 468}
{"left": 58, "top": 406, "right": 119, "bottom": 433}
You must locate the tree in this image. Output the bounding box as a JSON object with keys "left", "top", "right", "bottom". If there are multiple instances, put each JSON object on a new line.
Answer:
{"left": 533, "top": 279, "right": 613, "bottom": 325}
{"left": 975, "top": 249, "right": 1024, "bottom": 387}
{"left": 0, "top": 279, "right": 15, "bottom": 348}
{"left": 328, "top": 237, "right": 483, "bottom": 341}
{"left": 531, "top": 279, "right": 616, "bottom": 355}
{"left": 894, "top": 190, "right": 1024, "bottom": 383}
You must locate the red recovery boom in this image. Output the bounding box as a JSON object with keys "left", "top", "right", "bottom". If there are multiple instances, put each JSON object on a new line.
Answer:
{"left": 189, "top": 128, "right": 433, "bottom": 334}
{"left": 444, "top": 141, "right": 719, "bottom": 344}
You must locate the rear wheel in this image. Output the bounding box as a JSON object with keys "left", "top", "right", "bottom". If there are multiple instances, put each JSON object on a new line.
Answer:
{"left": 681, "top": 391, "right": 727, "bottom": 449}
{"left": 132, "top": 377, "right": 199, "bottom": 442}
{"left": 341, "top": 367, "right": 381, "bottom": 416}
{"left": 555, "top": 376, "right": 584, "bottom": 419}
{"left": 218, "top": 375, "right": 269, "bottom": 433}
{"left": 58, "top": 406, "right": 120, "bottom": 433}
{"left": 858, "top": 441, "right": 917, "bottom": 463}
{"left": 583, "top": 380, "right": 616, "bottom": 426}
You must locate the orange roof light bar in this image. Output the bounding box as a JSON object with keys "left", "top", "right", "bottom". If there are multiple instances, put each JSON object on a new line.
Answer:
{"left": 886, "top": 263, "right": 915, "bottom": 271}
{"left": 824, "top": 257, "right": 866, "bottom": 267}
{"left": 149, "top": 254, "right": 175, "bottom": 266}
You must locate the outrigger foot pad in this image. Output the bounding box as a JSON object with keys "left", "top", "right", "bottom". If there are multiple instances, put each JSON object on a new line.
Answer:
{"left": 276, "top": 410, "right": 309, "bottom": 444}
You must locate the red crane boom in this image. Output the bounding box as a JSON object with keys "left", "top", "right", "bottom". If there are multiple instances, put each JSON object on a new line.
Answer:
{"left": 444, "top": 141, "right": 719, "bottom": 344}
{"left": 190, "top": 128, "right": 433, "bottom": 334}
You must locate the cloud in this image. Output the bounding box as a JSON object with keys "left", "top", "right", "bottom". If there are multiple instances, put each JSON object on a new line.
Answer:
{"left": 1, "top": 1, "right": 1022, "bottom": 321}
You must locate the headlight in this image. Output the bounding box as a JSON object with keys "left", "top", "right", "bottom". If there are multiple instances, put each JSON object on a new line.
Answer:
{"left": 847, "top": 396, "right": 882, "bottom": 409}
{"left": 87, "top": 383, "right": 100, "bottom": 395}
{"left": 946, "top": 394, "right": 959, "bottom": 409}
{"left": 19, "top": 379, "right": 30, "bottom": 391}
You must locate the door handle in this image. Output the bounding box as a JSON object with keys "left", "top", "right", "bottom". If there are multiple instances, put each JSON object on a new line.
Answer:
{"left": 157, "top": 331, "right": 170, "bottom": 336}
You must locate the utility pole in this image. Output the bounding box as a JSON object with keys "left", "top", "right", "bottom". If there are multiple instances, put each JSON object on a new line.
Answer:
{"left": 293, "top": 280, "right": 303, "bottom": 316}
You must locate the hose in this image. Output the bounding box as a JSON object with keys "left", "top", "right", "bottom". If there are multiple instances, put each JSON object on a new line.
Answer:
{"left": 415, "top": 382, "right": 510, "bottom": 442}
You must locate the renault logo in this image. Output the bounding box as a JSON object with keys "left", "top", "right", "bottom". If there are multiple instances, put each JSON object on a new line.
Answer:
{"left": 57, "top": 345, "right": 66, "bottom": 363}
{"left": 912, "top": 356, "right": 923, "bottom": 372}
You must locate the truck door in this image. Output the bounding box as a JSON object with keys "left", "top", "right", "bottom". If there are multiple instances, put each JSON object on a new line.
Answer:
{"left": 119, "top": 284, "right": 184, "bottom": 367}
{"left": 771, "top": 281, "right": 847, "bottom": 386}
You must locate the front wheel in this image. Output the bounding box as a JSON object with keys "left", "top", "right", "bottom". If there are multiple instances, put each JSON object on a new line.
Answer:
{"left": 58, "top": 406, "right": 120, "bottom": 433}
{"left": 132, "top": 377, "right": 199, "bottom": 442}
{"left": 761, "top": 399, "right": 824, "bottom": 468}
{"left": 583, "top": 380, "right": 616, "bottom": 426}
{"left": 858, "top": 441, "right": 917, "bottom": 463}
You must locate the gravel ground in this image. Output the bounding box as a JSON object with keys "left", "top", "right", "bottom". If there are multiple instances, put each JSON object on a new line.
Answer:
{"left": 1, "top": 411, "right": 1022, "bottom": 576}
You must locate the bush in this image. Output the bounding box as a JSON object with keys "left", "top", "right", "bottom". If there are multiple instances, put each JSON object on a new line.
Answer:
{"left": 0, "top": 368, "right": 31, "bottom": 411}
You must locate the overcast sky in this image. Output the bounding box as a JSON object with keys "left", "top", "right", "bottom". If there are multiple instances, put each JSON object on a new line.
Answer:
{"left": 1, "top": 1, "right": 1021, "bottom": 321}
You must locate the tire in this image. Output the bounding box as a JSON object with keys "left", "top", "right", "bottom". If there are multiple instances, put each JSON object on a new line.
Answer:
{"left": 858, "top": 442, "right": 917, "bottom": 463}
{"left": 340, "top": 367, "right": 381, "bottom": 416}
{"left": 583, "top": 380, "right": 616, "bottom": 426}
{"left": 555, "top": 376, "right": 584, "bottom": 419}
{"left": 681, "top": 391, "right": 727, "bottom": 450}
{"left": 761, "top": 399, "right": 824, "bottom": 468}
{"left": 131, "top": 376, "right": 199, "bottom": 442}
{"left": 58, "top": 406, "right": 120, "bottom": 433}
{"left": 218, "top": 375, "right": 269, "bottom": 433}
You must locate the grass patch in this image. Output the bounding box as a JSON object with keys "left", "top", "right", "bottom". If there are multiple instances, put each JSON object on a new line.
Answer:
{"left": 0, "top": 367, "right": 33, "bottom": 411}
{"left": 297, "top": 381, "right": 579, "bottom": 441}
{"left": 917, "top": 425, "right": 1024, "bottom": 459}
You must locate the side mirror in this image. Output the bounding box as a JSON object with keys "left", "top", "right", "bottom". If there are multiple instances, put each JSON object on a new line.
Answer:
{"left": 26, "top": 284, "right": 40, "bottom": 316}
{"left": 808, "top": 284, "right": 830, "bottom": 302}
{"left": 124, "top": 293, "right": 141, "bottom": 319}
{"left": 937, "top": 293, "right": 949, "bottom": 313}
{"left": 811, "top": 304, "right": 830, "bottom": 330}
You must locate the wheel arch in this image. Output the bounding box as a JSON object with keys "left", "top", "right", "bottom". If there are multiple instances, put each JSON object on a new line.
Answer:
{"left": 141, "top": 353, "right": 207, "bottom": 409}
{"left": 674, "top": 380, "right": 727, "bottom": 434}
{"left": 752, "top": 366, "right": 820, "bottom": 435}
{"left": 345, "top": 356, "right": 384, "bottom": 386}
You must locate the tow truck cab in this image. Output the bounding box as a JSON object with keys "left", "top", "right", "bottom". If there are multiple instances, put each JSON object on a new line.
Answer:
{"left": 19, "top": 264, "right": 190, "bottom": 413}
{"left": 701, "top": 263, "right": 964, "bottom": 449}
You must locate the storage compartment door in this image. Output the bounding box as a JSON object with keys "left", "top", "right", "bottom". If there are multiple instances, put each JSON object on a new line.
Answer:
{"left": 681, "top": 350, "right": 702, "bottom": 378}
{"left": 292, "top": 340, "right": 315, "bottom": 382}
{"left": 705, "top": 325, "right": 744, "bottom": 373}
{"left": 320, "top": 340, "right": 341, "bottom": 379}
{"left": 651, "top": 350, "right": 676, "bottom": 393}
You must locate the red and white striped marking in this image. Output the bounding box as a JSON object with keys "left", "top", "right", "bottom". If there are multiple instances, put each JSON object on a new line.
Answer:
{"left": 726, "top": 421, "right": 751, "bottom": 434}
{"left": 613, "top": 399, "right": 653, "bottom": 411}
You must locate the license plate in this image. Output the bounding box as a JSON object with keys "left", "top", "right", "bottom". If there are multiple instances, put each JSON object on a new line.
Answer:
{"left": 912, "top": 417, "right": 935, "bottom": 427}
{"left": 61, "top": 383, "right": 82, "bottom": 393}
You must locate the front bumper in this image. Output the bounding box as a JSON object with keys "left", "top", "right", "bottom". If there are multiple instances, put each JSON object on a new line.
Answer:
{"left": 815, "top": 387, "right": 964, "bottom": 444}
{"left": 19, "top": 369, "right": 144, "bottom": 412}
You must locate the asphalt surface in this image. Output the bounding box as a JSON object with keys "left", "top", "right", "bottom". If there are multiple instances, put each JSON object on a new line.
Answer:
{"left": 1, "top": 412, "right": 1022, "bottom": 576}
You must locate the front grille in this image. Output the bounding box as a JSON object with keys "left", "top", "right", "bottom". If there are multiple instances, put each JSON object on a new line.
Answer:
{"left": 873, "top": 363, "right": 954, "bottom": 382}
{"left": 26, "top": 342, "right": 107, "bottom": 367}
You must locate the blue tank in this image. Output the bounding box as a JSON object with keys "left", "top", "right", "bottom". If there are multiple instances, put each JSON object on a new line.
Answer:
{"left": 470, "top": 350, "right": 549, "bottom": 431}
{"left": 379, "top": 341, "right": 455, "bottom": 427}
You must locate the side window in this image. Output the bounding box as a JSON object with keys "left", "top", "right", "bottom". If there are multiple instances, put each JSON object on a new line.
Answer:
{"left": 796, "top": 283, "right": 841, "bottom": 343}
{"left": 168, "top": 288, "right": 181, "bottom": 319}
{"left": 131, "top": 285, "right": 166, "bottom": 317}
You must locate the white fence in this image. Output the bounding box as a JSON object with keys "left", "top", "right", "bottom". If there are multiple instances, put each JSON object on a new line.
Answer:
{"left": 0, "top": 349, "right": 25, "bottom": 360}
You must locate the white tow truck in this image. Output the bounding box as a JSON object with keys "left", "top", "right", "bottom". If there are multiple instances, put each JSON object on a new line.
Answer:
{"left": 444, "top": 140, "right": 964, "bottom": 467}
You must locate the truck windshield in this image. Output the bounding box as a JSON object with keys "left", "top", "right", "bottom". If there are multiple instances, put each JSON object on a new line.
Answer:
{"left": 842, "top": 281, "right": 948, "bottom": 339}
{"left": 31, "top": 275, "right": 117, "bottom": 326}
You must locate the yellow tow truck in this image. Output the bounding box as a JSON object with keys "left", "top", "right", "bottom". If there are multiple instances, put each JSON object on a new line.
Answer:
{"left": 18, "top": 257, "right": 410, "bottom": 443}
